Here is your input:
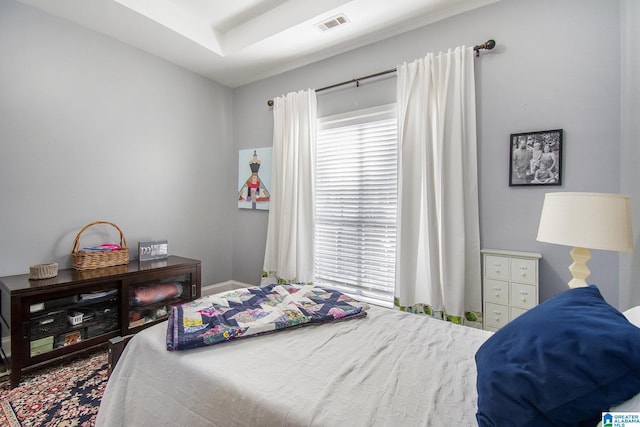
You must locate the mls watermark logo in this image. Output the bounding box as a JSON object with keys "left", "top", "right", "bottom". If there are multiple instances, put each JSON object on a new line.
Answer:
{"left": 603, "top": 412, "right": 640, "bottom": 427}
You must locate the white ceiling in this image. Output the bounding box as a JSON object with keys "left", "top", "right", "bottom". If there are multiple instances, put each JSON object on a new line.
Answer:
{"left": 16, "top": 0, "right": 499, "bottom": 88}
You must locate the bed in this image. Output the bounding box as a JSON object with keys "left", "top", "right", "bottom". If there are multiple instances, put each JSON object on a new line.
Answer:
{"left": 96, "top": 284, "right": 640, "bottom": 427}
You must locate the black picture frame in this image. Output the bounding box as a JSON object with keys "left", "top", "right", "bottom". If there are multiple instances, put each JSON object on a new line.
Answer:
{"left": 509, "top": 129, "right": 563, "bottom": 186}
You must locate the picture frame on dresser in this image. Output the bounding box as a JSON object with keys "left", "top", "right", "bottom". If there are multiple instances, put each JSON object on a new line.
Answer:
{"left": 509, "top": 129, "right": 563, "bottom": 187}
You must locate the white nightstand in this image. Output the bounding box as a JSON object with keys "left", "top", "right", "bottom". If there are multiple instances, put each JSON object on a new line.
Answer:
{"left": 481, "top": 249, "right": 542, "bottom": 332}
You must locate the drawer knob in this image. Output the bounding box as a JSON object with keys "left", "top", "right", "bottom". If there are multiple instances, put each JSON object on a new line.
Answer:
{"left": 494, "top": 293, "right": 500, "bottom": 297}
{"left": 521, "top": 297, "right": 527, "bottom": 302}
{"left": 494, "top": 317, "right": 501, "bottom": 322}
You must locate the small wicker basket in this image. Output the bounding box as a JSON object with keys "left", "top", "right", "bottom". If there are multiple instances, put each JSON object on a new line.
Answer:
{"left": 71, "top": 221, "right": 129, "bottom": 271}
{"left": 29, "top": 262, "right": 58, "bottom": 280}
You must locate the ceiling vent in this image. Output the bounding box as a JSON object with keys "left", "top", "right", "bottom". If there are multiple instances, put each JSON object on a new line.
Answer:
{"left": 316, "top": 14, "right": 350, "bottom": 32}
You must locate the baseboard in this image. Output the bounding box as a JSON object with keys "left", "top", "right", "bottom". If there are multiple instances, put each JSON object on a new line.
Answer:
{"left": 202, "top": 280, "right": 252, "bottom": 296}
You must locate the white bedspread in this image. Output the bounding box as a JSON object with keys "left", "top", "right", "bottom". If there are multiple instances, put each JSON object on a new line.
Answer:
{"left": 96, "top": 305, "right": 492, "bottom": 427}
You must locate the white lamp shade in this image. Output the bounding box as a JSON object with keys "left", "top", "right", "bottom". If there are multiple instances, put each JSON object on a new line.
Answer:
{"left": 537, "top": 192, "right": 633, "bottom": 252}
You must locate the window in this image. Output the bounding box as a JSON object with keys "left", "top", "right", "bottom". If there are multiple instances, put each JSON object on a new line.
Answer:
{"left": 314, "top": 104, "right": 397, "bottom": 307}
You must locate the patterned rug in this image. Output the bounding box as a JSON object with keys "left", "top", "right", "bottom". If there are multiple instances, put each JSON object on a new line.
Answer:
{"left": 0, "top": 350, "right": 108, "bottom": 427}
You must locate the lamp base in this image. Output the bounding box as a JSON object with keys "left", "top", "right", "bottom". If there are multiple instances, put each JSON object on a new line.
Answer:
{"left": 567, "top": 247, "right": 591, "bottom": 288}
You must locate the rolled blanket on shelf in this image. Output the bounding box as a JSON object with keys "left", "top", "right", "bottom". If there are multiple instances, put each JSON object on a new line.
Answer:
{"left": 131, "top": 282, "right": 183, "bottom": 306}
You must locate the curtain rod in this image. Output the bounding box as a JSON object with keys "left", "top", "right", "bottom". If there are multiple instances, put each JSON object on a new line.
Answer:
{"left": 266, "top": 39, "right": 495, "bottom": 107}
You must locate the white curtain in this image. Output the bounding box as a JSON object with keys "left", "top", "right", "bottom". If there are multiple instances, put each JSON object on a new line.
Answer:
{"left": 262, "top": 90, "right": 318, "bottom": 284}
{"left": 395, "top": 46, "right": 481, "bottom": 324}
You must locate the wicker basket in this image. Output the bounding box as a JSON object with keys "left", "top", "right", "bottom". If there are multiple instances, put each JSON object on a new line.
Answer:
{"left": 71, "top": 221, "right": 129, "bottom": 271}
{"left": 29, "top": 262, "right": 58, "bottom": 280}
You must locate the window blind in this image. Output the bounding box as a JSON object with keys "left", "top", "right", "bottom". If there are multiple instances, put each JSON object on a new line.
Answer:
{"left": 315, "top": 104, "right": 397, "bottom": 307}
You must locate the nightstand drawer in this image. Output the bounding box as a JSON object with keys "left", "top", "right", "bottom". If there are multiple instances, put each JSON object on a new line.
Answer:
{"left": 510, "top": 258, "right": 537, "bottom": 285}
{"left": 485, "top": 255, "right": 509, "bottom": 281}
{"left": 485, "top": 303, "right": 509, "bottom": 329}
{"left": 510, "top": 283, "right": 537, "bottom": 310}
{"left": 510, "top": 306, "right": 528, "bottom": 321}
{"left": 484, "top": 279, "right": 508, "bottom": 305}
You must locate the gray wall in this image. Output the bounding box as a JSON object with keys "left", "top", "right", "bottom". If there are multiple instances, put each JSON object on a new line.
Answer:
{"left": 2, "top": 0, "right": 638, "bottom": 311}
{"left": 233, "top": 0, "right": 639, "bottom": 307}
{"left": 620, "top": 0, "right": 640, "bottom": 309}
{"left": 0, "top": 0, "right": 235, "bottom": 286}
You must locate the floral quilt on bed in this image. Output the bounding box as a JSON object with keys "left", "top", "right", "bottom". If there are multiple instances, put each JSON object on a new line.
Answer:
{"left": 166, "top": 283, "right": 367, "bottom": 351}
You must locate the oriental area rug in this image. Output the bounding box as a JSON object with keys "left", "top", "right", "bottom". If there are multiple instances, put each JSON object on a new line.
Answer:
{"left": 0, "top": 350, "right": 107, "bottom": 427}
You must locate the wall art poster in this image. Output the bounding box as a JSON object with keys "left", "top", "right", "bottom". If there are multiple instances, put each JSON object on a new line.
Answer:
{"left": 238, "top": 147, "right": 272, "bottom": 210}
{"left": 509, "top": 129, "right": 563, "bottom": 186}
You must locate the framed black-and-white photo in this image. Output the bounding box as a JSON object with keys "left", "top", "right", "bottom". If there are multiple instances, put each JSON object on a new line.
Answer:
{"left": 509, "top": 129, "right": 563, "bottom": 186}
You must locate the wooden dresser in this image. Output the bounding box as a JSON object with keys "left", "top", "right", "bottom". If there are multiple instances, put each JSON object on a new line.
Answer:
{"left": 0, "top": 255, "right": 201, "bottom": 387}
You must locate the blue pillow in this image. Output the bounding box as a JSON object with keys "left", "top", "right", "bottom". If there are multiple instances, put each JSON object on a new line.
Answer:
{"left": 475, "top": 285, "right": 640, "bottom": 427}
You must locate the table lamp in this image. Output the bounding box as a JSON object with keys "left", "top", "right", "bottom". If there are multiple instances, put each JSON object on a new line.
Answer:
{"left": 536, "top": 192, "right": 633, "bottom": 288}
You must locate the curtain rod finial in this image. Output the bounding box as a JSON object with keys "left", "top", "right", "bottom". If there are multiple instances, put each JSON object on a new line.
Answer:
{"left": 473, "top": 39, "right": 496, "bottom": 57}
{"left": 267, "top": 99, "right": 274, "bottom": 107}
{"left": 474, "top": 39, "right": 496, "bottom": 51}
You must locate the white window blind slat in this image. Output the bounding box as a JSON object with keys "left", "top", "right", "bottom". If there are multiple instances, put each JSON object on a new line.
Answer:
{"left": 314, "top": 104, "right": 397, "bottom": 307}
